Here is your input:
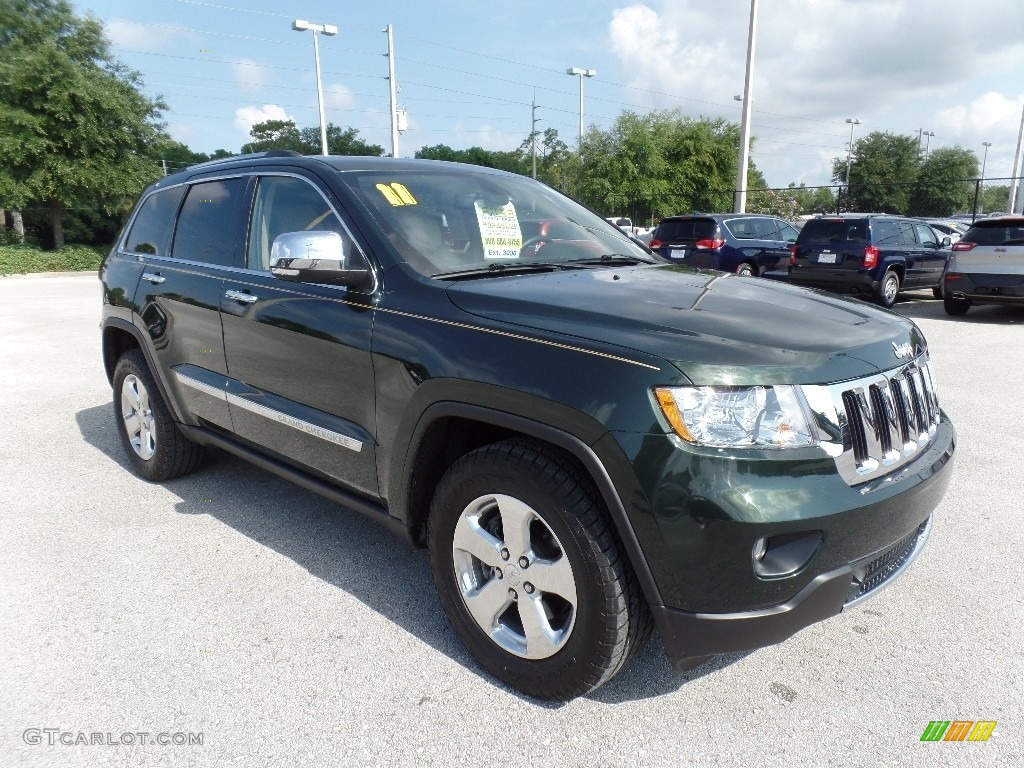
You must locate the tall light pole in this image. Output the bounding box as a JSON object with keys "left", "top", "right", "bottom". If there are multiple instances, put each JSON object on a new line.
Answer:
{"left": 565, "top": 67, "right": 596, "bottom": 154}
{"left": 383, "top": 24, "right": 399, "bottom": 158}
{"left": 734, "top": 0, "right": 758, "bottom": 213}
{"left": 922, "top": 130, "right": 935, "bottom": 159}
{"left": 844, "top": 118, "right": 860, "bottom": 186}
{"left": 977, "top": 141, "right": 992, "bottom": 215}
{"left": 292, "top": 18, "right": 337, "bottom": 156}
{"left": 530, "top": 95, "right": 542, "bottom": 179}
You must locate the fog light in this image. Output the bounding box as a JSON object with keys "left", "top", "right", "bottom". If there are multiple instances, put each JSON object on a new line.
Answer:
{"left": 752, "top": 531, "right": 823, "bottom": 579}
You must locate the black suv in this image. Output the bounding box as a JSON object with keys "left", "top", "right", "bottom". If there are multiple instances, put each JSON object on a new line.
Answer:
{"left": 100, "top": 154, "right": 956, "bottom": 700}
{"left": 789, "top": 214, "right": 950, "bottom": 307}
{"left": 649, "top": 213, "right": 798, "bottom": 276}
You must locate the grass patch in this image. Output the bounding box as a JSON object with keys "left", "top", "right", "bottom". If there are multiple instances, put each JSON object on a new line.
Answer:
{"left": 0, "top": 243, "right": 109, "bottom": 275}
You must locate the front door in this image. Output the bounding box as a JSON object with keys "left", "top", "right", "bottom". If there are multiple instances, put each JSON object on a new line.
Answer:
{"left": 220, "top": 173, "right": 379, "bottom": 497}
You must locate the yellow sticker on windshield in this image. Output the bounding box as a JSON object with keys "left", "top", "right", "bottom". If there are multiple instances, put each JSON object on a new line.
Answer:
{"left": 475, "top": 200, "right": 522, "bottom": 259}
{"left": 375, "top": 182, "right": 418, "bottom": 206}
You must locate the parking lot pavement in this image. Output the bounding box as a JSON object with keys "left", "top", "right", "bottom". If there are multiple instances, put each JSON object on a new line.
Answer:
{"left": 1, "top": 275, "right": 1020, "bottom": 767}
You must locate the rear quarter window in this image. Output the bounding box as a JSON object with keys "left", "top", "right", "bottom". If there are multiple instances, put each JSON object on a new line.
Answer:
{"left": 123, "top": 186, "right": 185, "bottom": 256}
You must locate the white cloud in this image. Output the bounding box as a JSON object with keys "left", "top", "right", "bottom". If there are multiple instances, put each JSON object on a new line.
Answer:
{"left": 232, "top": 59, "right": 267, "bottom": 93}
{"left": 105, "top": 19, "right": 193, "bottom": 53}
{"left": 234, "top": 104, "right": 295, "bottom": 134}
{"left": 323, "top": 83, "right": 355, "bottom": 111}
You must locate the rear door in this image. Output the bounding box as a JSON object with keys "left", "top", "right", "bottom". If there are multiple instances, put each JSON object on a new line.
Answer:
{"left": 219, "top": 172, "right": 380, "bottom": 497}
{"left": 911, "top": 222, "right": 947, "bottom": 287}
{"left": 132, "top": 176, "right": 247, "bottom": 431}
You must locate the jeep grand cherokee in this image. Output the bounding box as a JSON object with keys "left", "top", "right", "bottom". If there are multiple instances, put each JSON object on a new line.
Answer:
{"left": 100, "top": 153, "right": 956, "bottom": 700}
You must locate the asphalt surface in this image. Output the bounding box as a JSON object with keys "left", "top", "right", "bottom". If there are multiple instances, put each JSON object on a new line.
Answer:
{"left": 1, "top": 273, "right": 1021, "bottom": 767}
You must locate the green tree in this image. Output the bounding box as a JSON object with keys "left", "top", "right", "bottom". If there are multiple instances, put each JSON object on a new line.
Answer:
{"left": 415, "top": 144, "right": 526, "bottom": 174}
{"left": 832, "top": 131, "right": 919, "bottom": 214}
{"left": 0, "top": 0, "right": 167, "bottom": 248}
{"left": 242, "top": 119, "right": 384, "bottom": 156}
{"left": 786, "top": 183, "right": 838, "bottom": 215}
{"left": 980, "top": 183, "right": 1012, "bottom": 215}
{"left": 910, "top": 146, "right": 978, "bottom": 217}
{"left": 576, "top": 110, "right": 741, "bottom": 222}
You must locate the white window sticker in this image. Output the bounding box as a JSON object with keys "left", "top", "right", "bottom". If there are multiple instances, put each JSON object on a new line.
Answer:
{"left": 474, "top": 200, "right": 522, "bottom": 259}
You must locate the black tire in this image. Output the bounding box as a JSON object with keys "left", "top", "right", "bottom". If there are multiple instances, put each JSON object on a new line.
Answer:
{"left": 932, "top": 285, "right": 943, "bottom": 300}
{"left": 875, "top": 269, "right": 900, "bottom": 308}
{"left": 736, "top": 262, "right": 756, "bottom": 277}
{"left": 112, "top": 349, "right": 205, "bottom": 481}
{"left": 943, "top": 296, "right": 970, "bottom": 316}
{"left": 428, "top": 439, "right": 653, "bottom": 700}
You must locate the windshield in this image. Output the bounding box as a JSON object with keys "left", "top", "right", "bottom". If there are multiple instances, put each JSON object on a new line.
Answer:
{"left": 336, "top": 168, "right": 656, "bottom": 277}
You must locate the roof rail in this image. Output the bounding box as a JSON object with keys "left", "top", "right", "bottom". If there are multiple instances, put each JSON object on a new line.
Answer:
{"left": 185, "top": 149, "right": 304, "bottom": 171}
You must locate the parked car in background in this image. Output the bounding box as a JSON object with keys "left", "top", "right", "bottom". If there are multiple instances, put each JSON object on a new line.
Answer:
{"left": 924, "top": 219, "right": 968, "bottom": 244}
{"left": 648, "top": 213, "right": 799, "bottom": 277}
{"left": 789, "top": 214, "right": 950, "bottom": 307}
{"left": 943, "top": 215, "right": 1024, "bottom": 315}
{"left": 606, "top": 216, "right": 635, "bottom": 235}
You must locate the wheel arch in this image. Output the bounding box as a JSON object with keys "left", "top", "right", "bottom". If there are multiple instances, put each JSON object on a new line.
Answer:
{"left": 394, "top": 401, "right": 665, "bottom": 608}
{"left": 101, "top": 318, "right": 188, "bottom": 424}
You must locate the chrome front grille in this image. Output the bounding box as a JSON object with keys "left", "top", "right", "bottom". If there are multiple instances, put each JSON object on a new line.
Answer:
{"left": 802, "top": 356, "right": 940, "bottom": 487}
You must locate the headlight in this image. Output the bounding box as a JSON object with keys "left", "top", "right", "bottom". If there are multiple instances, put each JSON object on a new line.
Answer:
{"left": 653, "top": 385, "right": 816, "bottom": 449}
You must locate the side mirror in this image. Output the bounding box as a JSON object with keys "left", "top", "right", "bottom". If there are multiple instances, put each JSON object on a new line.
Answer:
{"left": 940, "top": 236, "right": 951, "bottom": 248}
{"left": 269, "top": 231, "right": 369, "bottom": 287}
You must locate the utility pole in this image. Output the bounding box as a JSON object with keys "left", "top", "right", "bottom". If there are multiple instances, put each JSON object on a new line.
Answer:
{"left": 161, "top": 159, "right": 168, "bottom": 177}
{"left": 384, "top": 24, "right": 399, "bottom": 158}
{"left": 530, "top": 95, "right": 542, "bottom": 179}
{"left": 734, "top": 0, "right": 758, "bottom": 213}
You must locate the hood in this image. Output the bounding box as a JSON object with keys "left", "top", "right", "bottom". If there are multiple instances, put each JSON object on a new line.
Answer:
{"left": 445, "top": 264, "right": 927, "bottom": 385}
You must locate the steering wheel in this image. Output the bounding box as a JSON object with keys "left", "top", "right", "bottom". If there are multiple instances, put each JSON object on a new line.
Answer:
{"left": 520, "top": 235, "right": 552, "bottom": 255}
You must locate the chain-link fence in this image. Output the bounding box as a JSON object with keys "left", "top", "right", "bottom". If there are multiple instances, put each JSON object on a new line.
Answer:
{"left": 745, "top": 176, "right": 1024, "bottom": 221}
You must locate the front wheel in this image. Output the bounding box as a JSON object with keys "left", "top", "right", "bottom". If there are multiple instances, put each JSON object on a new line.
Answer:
{"left": 428, "top": 440, "right": 652, "bottom": 700}
{"left": 876, "top": 270, "right": 900, "bottom": 308}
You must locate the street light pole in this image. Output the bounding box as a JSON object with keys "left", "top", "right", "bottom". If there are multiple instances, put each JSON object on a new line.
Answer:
{"left": 734, "top": 0, "right": 758, "bottom": 213}
{"left": 565, "top": 67, "right": 596, "bottom": 154}
{"left": 844, "top": 118, "right": 860, "bottom": 186}
{"left": 922, "top": 130, "right": 935, "bottom": 159}
{"left": 977, "top": 141, "right": 992, "bottom": 215}
{"left": 293, "top": 18, "right": 338, "bottom": 156}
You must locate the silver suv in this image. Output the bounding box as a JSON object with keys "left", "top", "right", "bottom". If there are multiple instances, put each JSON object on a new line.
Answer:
{"left": 943, "top": 215, "right": 1024, "bottom": 315}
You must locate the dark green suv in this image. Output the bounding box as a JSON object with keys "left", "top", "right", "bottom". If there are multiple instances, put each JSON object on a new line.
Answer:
{"left": 99, "top": 153, "right": 956, "bottom": 700}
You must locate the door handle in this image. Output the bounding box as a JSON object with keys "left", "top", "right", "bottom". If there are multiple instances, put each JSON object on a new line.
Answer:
{"left": 141, "top": 272, "right": 166, "bottom": 284}
{"left": 224, "top": 290, "right": 257, "bottom": 304}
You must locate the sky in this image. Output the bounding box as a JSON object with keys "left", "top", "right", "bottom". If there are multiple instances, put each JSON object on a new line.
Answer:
{"left": 76, "top": 0, "right": 1024, "bottom": 189}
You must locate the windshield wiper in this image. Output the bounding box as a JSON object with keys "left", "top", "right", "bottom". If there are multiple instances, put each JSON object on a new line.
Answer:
{"left": 564, "top": 254, "right": 654, "bottom": 266}
{"left": 436, "top": 261, "right": 572, "bottom": 280}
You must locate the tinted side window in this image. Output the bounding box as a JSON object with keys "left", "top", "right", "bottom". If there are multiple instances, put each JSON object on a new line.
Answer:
{"left": 246, "top": 176, "right": 359, "bottom": 271}
{"left": 170, "top": 178, "right": 246, "bottom": 266}
{"left": 124, "top": 186, "right": 185, "bottom": 256}
{"left": 749, "top": 218, "right": 779, "bottom": 239}
{"left": 726, "top": 218, "right": 756, "bottom": 239}
{"left": 914, "top": 223, "right": 938, "bottom": 247}
{"left": 873, "top": 221, "right": 899, "bottom": 247}
{"left": 778, "top": 221, "right": 799, "bottom": 242}
{"left": 896, "top": 221, "right": 916, "bottom": 246}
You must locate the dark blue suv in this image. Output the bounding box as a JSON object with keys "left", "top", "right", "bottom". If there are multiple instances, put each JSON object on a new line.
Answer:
{"left": 648, "top": 213, "right": 798, "bottom": 277}
{"left": 789, "top": 215, "right": 950, "bottom": 307}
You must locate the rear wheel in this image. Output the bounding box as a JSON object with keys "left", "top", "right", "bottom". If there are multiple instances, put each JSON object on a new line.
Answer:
{"left": 428, "top": 440, "right": 652, "bottom": 700}
{"left": 944, "top": 296, "right": 970, "bottom": 316}
{"left": 736, "top": 262, "right": 756, "bottom": 277}
{"left": 112, "top": 350, "right": 205, "bottom": 481}
{"left": 876, "top": 269, "right": 900, "bottom": 308}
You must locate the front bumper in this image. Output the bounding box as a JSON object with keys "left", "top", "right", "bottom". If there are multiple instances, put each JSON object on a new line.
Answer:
{"left": 607, "top": 411, "right": 956, "bottom": 669}
{"left": 654, "top": 516, "right": 932, "bottom": 669}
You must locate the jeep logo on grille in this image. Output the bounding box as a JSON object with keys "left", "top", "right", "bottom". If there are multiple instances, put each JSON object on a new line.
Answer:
{"left": 892, "top": 341, "right": 914, "bottom": 359}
